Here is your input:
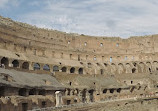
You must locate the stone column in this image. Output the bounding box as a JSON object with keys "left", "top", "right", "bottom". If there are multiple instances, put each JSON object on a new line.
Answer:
{"left": 55, "top": 91, "right": 63, "bottom": 107}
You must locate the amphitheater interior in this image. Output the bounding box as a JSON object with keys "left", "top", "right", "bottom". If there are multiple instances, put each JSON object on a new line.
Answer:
{"left": 0, "top": 16, "right": 158, "bottom": 111}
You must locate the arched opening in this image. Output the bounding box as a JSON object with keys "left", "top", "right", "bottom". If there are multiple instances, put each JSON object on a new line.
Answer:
{"left": 82, "top": 89, "right": 86, "bottom": 103}
{"left": 12, "top": 60, "right": 19, "bottom": 68}
{"left": 78, "top": 68, "right": 83, "bottom": 74}
{"left": 125, "top": 63, "right": 132, "bottom": 73}
{"left": 19, "top": 88, "right": 27, "bottom": 96}
{"left": 110, "top": 89, "right": 114, "bottom": 93}
{"left": 118, "top": 63, "right": 124, "bottom": 74}
{"left": 22, "top": 62, "right": 29, "bottom": 69}
{"left": 43, "top": 64, "right": 50, "bottom": 71}
{"left": 132, "top": 68, "right": 136, "bottom": 73}
{"left": 33, "top": 63, "right": 40, "bottom": 70}
{"left": 53, "top": 65, "right": 59, "bottom": 72}
{"left": 87, "top": 63, "right": 92, "bottom": 68}
{"left": 103, "top": 89, "right": 107, "bottom": 94}
{"left": 117, "top": 88, "right": 121, "bottom": 93}
{"left": 61, "top": 67, "right": 67, "bottom": 72}
{"left": 88, "top": 90, "right": 94, "bottom": 102}
{"left": 29, "top": 89, "right": 36, "bottom": 95}
{"left": 100, "top": 69, "right": 104, "bottom": 75}
{"left": 1, "top": 57, "right": 9, "bottom": 67}
{"left": 70, "top": 67, "right": 75, "bottom": 73}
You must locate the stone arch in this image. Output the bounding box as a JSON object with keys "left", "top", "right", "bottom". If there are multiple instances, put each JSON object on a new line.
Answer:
{"left": 118, "top": 63, "right": 124, "bottom": 74}
{"left": 110, "top": 63, "right": 117, "bottom": 74}
{"left": 70, "top": 67, "right": 75, "bottom": 73}
{"left": 104, "top": 63, "right": 110, "bottom": 72}
{"left": 78, "top": 68, "right": 83, "bottom": 74}
{"left": 117, "top": 88, "right": 121, "bottom": 93}
{"left": 132, "top": 68, "right": 136, "bottom": 73}
{"left": 87, "top": 63, "right": 92, "bottom": 68}
{"left": 53, "top": 65, "right": 59, "bottom": 72}
{"left": 146, "top": 62, "right": 152, "bottom": 72}
{"left": 61, "top": 67, "right": 67, "bottom": 72}
{"left": 22, "top": 62, "right": 29, "bottom": 69}
{"left": 1, "top": 57, "right": 9, "bottom": 67}
{"left": 152, "top": 61, "right": 158, "bottom": 71}
{"left": 110, "top": 89, "right": 114, "bottom": 93}
{"left": 103, "top": 89, "right": 107, "bottom": 94}
{"left": 12, "top": 60, "right": 19, "bottom": 68}
{"left": 33, "top": 63, "right": 40, "bottom": 70}
{"left": 100, "top": 69, "right": 104, "bottom": 75}
{"left": 138, "top": 62, "right": 145, "bottom": 73}
{"left": 43, "top": 64, "right": 50, "bottom": 71}
{"left": 125, "top": 63, "right": 132, "bottom": 73}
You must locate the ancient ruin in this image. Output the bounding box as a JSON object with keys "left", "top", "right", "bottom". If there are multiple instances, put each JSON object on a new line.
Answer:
{"left": 0, "top": 16, "right": 158, "bottom": 111}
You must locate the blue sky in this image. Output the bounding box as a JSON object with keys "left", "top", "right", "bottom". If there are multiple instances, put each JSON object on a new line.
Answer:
{"left": 0, "top": 0, "right": 158, "bottom": 38}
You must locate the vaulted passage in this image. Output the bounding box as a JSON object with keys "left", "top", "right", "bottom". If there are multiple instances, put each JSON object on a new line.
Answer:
{"left": 34, "top": 63, "right": 40, "bottom": 70}
{"left": 132, "top": 68, "right": 136, "bottom": 73}
{"left": 89, "top": 90, "right": 94, "bottom": 102}
{"left": 61, "top": 67, "right": 67, "bottom": 72}
{"left": 78, "top": 68, "right": 83, "bottom": 74}
{"left": 70, "top": 67, "right": 75, "bottom": 73}
{"left": 22, "top": 62, "right": 29, "bottom": 69}
{"left": 53, "top": 66, "right": 59, "bottom": 72}
{"left": 1, "top": 57, "right": 9, "bottom": 67}
{"left": 103, "top": 89, "right": 107, "bottom": 94}
{"left": 12, "top": 60, "right": 19, "bottom": 68}
{"left": 43, "top": 64, "right": 50, "bottom": 71}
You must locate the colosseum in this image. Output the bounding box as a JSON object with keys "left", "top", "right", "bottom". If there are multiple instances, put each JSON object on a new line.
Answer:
{"left": 0, "top": 15, "right": 158, "bottom": 111}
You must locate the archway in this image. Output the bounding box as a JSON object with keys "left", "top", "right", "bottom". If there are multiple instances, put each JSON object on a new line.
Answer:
{"left": 1, "top": 57, "right": 9, "bottom": 67}
{"left": 12, "top": 60, "right": 19, "bottom": 68}
{"left": 33, "top": 63, "right": 40, "bottom": 70}
{"left": 61, "top": 67, "right": 67, "bottom": 72}
{"left": 43, "top": 64, "right": 50, "bottom": 71}
{"left": 103, "top": 89, "right": 107, "bottom": 94}
{"left": 118, "top": 63, "right": 124, "bottom": 74}
{"left": 78, "top": 68, "right": 83, "bottom": 74}
{"left": 146, "top": 62, "right": 152, "bottom": 72}
{"left": 53, "top": 65, "right": 59, "bottom": 72}
{"left": 125, "top": 63, "right": 132, "bottom": 73}
{"left": 132, "top": 68, "right": 136, "bottom": 73}
{"left": 70, "top": 67, "right": 75, "bottom": 73}
{"left": 22, "top": 62, "right": 29, "bottom": 69}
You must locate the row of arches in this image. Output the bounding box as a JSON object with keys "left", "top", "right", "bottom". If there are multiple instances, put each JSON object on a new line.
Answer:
{"left": 0, "top": 57, "right": 83, "bottom": 74}
{"left": 89, "top": 61, "right": 158, "bottom": 74}
{"left": 1, "top": 57, "right": 29, "bottom": 69}
{"left": 2, "top": 56, "right": 158, "bottom": 75}
{"left": 33, "top": 63, "right": 83, "bottom": 74}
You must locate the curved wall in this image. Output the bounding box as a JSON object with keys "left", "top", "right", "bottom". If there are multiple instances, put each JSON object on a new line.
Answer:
{"left": 0, "top": 16, "right": 158, "bottom": 75}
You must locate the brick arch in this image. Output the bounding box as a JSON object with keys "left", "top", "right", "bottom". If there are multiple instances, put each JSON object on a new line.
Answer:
{"left": 118, "top": 63, "right": 125, "bottom": 74}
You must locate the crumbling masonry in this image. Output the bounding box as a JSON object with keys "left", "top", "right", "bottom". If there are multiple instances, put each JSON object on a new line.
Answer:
{"left": 0, "top": 16, "right": 158, "bottom": 111}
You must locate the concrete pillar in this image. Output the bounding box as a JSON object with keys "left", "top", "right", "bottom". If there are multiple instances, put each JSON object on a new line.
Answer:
{"left": 55, "top": 91, "right": 63, "bottom": 107}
